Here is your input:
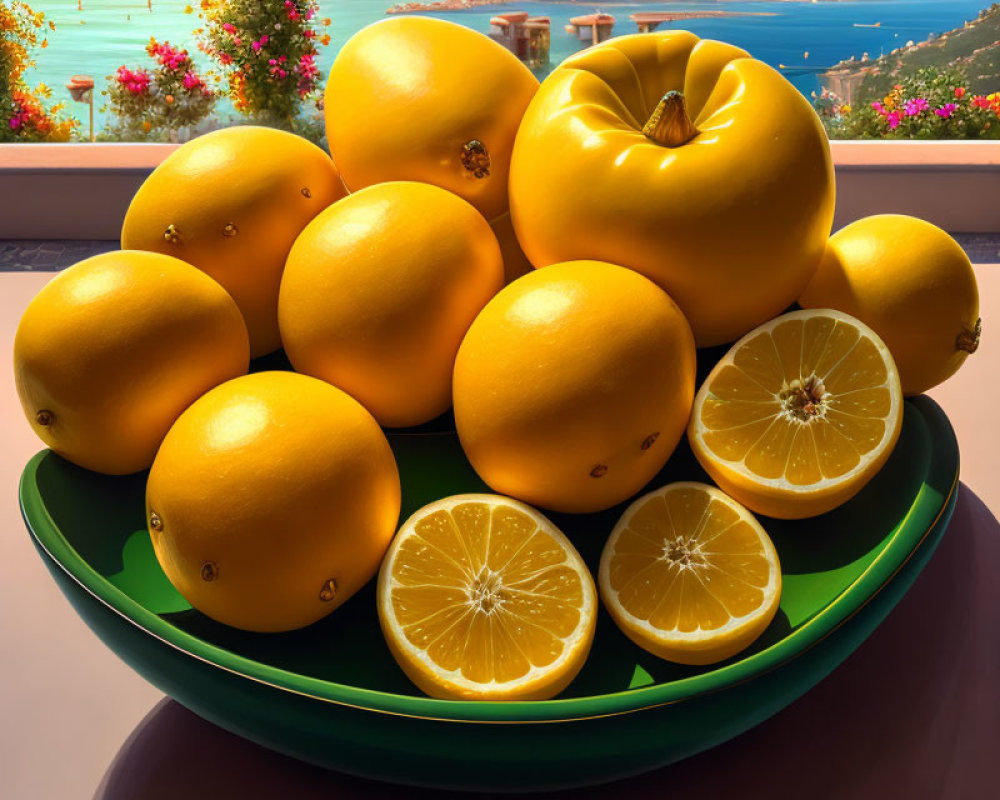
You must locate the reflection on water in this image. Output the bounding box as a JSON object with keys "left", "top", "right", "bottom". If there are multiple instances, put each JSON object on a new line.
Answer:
{"left": 94, "top": 484, "right": 1000, "bottom": 800}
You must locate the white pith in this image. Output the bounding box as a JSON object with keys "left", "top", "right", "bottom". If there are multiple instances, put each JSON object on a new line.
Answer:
{"left": 598, "top": 482, "right": 781, "bottom": 643}
{"left": 378, "top": 494, "right": 597, "bottom": 695}
{"left": 691, "top": 309, "right": 903, "bottom": 491}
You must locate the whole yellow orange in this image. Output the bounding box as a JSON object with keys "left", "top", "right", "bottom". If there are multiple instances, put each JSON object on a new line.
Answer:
{"left": 800, "top": 214, "right": 980, "bottom": 396}
{"left": 121, "top": 126, "right": 347, "bottom": 357}
{"left": 324, "top": 17, "right": 538, "bottom": 221}
{"left": 279, "top": 182, "right": 503, "bottom": 428}
{"left": 146, "top": 371, "right": 401, "bottom": 633}
{"left": 14, "top": 250, "right": 249, "bottom": 475}
{"left": 453, "top": 260, "right": 697, "bottom": 514}
{"left": 509, "top": 31, "right": 835, "bottom": 347}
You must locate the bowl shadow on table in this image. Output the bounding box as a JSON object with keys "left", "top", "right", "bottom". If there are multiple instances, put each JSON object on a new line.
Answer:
{"left": 94, "top": 483, "right": 997, "bottom": 800}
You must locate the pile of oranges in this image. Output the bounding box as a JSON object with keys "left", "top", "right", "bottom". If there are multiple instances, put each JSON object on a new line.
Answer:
{"left": 14, "top": 19, "right": 980, "bottom": 701}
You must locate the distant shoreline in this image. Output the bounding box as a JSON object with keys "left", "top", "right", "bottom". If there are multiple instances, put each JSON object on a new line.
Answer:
{"left": 386, "top": 0, "right": 831, "bottom": 14}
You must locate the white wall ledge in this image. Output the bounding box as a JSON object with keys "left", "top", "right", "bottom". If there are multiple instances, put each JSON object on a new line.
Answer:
{"left": 1, "top": 141, "right": 998, "bottom": 238}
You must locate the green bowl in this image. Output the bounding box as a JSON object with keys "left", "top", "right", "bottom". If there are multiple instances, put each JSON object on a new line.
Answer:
{"left": 20, "top": 394, "right": 957, "bottom": 792}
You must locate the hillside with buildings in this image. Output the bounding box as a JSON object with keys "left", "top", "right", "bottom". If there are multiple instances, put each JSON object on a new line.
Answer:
{"left": 824, "top": 3, "right": 1000, "bottom": 104}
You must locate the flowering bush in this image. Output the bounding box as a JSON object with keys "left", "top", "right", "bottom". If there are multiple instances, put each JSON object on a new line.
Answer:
{"left": 820, "top": 67, "right": 1000, "bottom": 140}
{"left": 197, "top": 0, "right": 331, "bottom": 131}
{"left": 1, "top": 2, "right": 77, "bottom": 141}
{"left": 102, "top": 38, "right": 216, "bottom": 141}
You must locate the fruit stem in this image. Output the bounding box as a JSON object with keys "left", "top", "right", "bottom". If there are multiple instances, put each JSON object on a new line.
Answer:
{"left": 642, "top": 91, "right": 700, "bottom": 147}
{"left": 957, "top": 318, "right": 982, "bottom": 354}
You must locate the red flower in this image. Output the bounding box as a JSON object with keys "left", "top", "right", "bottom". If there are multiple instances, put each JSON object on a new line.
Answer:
{"left": 954, "top": 87, "right": 967, "bottom": 99}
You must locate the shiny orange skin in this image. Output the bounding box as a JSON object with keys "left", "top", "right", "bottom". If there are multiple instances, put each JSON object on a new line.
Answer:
{"left": 509, "top": 31, "right": 835, "bottom": 347}
{"left": 121, "top": 126, "right": 347, "bottom": 357}
{"left": 14, "top": 251, "right": 249, "bottom": 475}
{"left": 453, "top": 260, "right": 697, "bottom": 514}
{"left": 279, "top": 182, "right": 504, "bottom": 428}
{"left": 146, "top": 371, "right": 401, "bottom": 633}
{"left": 800, "top": 215, "right": 981, "bottom": 396}
{"left": 324, "top": 16, "right": 538, "bottom": 221}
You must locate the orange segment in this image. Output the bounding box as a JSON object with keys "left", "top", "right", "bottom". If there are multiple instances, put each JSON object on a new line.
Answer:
{"left": 599, "top": 482, "right": 781, "bottom": 665}
{"left": 689, "top": 309, "right": 903, "bottom": 519}
{"left": 377, "top": 494, "right": 597, "bottom": 701}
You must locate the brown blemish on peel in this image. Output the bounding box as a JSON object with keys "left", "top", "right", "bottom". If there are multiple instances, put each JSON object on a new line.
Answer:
{"left": 957, "top": 318, "right": 982, "bottom": 354}
{"left": 461, "top": 140, "right": 490, "bottom": 179}
{"left": 319, "top": 579, "right": 337, "bottom": 601}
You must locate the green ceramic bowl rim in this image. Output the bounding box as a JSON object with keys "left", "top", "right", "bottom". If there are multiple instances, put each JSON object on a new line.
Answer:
{"left": 20, "top": 395, "right": 958, "bottom": 725}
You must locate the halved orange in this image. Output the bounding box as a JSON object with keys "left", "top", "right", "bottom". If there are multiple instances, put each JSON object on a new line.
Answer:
{"left": 689, "top": 309, "right": 903, "bottom": 519}
{"left": 377, "top": 494, "right": 597, "bottom": 701}
{"left": 599, "top": 482, "right": 781, "bottom": 665}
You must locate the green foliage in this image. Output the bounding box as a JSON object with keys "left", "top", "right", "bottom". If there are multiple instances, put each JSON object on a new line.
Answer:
{"left": 820, "top": 67, "right": 1000, "bottom": 140}
{"left": 0, "top": 2, "right": 78, "bottom": 142}
{"left": 102, "top": 39, "right": 216, "bottom": 142}
{"left": 196, "top": 0, "right": 330, "bottom": 134}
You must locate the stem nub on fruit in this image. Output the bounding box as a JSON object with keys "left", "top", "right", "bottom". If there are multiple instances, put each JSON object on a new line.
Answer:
{"left": 319, "top": 579, "right": 338, "bottom": 602}
{"left": 35, "top": 409, "right": 53, "bottom": 426}
{"left": 643, "top": 91, "right": 700, "bottom": 148}
{"left": 461, "top": 140, "right": 491, "bottom": 179}
{"left": 957, "top": 318, "right": 982, "bottom": 354}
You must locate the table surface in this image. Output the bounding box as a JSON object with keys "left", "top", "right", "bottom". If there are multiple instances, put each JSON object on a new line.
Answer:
{"left": 3, "top": 268, "right": 999, "bottom": 800}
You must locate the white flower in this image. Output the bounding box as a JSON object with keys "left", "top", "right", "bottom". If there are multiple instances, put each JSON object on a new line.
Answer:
{"left": 274, "top": 23, "right": 282, "bottom": 30}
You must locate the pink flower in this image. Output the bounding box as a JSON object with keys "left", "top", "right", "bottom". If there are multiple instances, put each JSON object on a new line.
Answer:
{"left": 870, "top": 101, "right": 884, "bottom": 113}
{"left": 268, "top": 58, "right": 277, "bottom": 65}
{"left": 972, "top": 95, "right": 990, "bottom": 109}
{"left": 260, "top": 35, "right": 269, "bottom": 45}
{"left": 233, "top": 37, "right": 241, "bottom": 46}
{"left": 182, "top": 72, "right": 202, "bottom": 90}
{"left": 222, "top": 22, "right": 236, "bottom": 33}
{"left": 219, "top": 52, "right": 233, "bottom": 65}
{"left": 886, "top": 110, "right": 902, "bottom": 130}
{"left": 903, "top": 97, "right": 928, "bottom": 116}
{"left": 9, "top": 117, "right": 22, "bottom": 130}
{"left": 935, "top": 103, "right": 957, "bottom": 118}
{"left": 252, "top": 40, "right": 262, "bottom": 52}
{"left": 304, "top": 29, "right": 314, "bottom": 38}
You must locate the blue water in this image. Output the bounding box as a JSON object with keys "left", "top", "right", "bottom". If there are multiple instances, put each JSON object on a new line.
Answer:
{"left": 27, "top": 1, "right": 993, "bottom": 131}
